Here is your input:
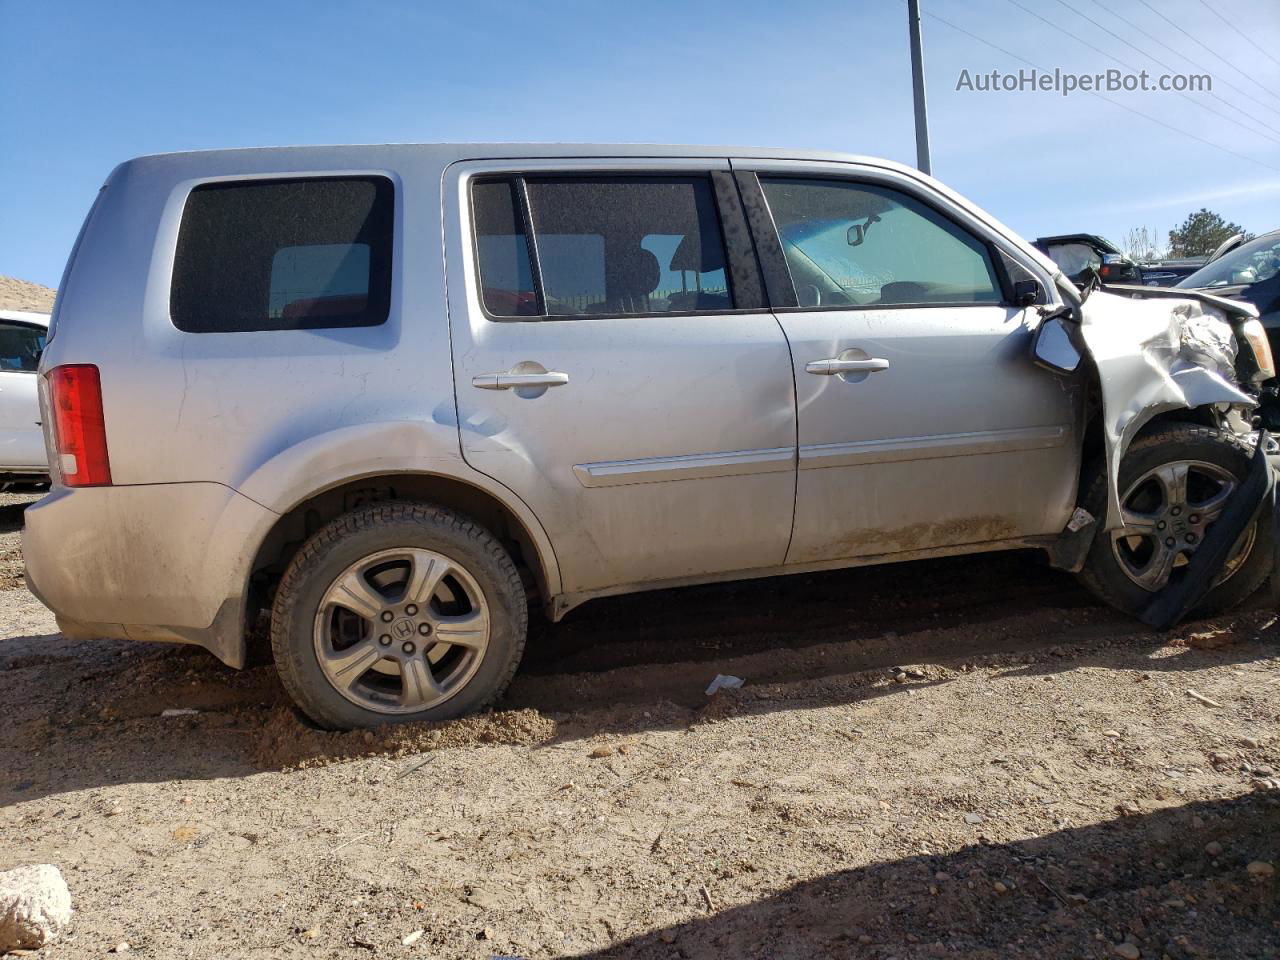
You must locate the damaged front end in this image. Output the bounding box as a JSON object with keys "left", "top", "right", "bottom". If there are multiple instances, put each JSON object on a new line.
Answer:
{"left": 1035, "top": 280, "right": 1277, "bottom": 628}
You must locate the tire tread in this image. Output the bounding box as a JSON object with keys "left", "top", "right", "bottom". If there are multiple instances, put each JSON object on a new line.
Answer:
{"left": 270, "top": 501, "right": 527, "bottom": 729}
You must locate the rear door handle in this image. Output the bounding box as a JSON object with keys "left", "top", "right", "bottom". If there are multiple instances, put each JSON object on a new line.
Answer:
{"left": 805, "top": 358, "right": 890, "bottom": 376}
{"left": 472, "top": 371, "right": 569, "bottom": 390}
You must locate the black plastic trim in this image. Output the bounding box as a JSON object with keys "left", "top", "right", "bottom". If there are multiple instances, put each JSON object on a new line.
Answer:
{"left": 733, "top": 172, "right": 798, "bottom": 309}
{"left": 513, "top": 176, "right": 547, "bottom": 315}
{"left": 710, "top": 171, "right": 764, "bottom": 311}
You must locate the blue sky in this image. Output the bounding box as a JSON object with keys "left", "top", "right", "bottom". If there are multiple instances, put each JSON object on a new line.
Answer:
{"left": 2, "top": 0, "right": 1278, "bottom": 287}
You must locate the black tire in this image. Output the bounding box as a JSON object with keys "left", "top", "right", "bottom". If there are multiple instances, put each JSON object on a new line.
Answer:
{"left": 270, "top": 502, "right": 528, "bottom": 730}
{"left": 1077, "top": 422, "right": 1272, "bottom": 619}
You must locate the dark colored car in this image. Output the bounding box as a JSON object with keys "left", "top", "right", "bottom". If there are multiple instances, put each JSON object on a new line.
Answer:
{"left": 1177, "top": 230, "right": 1280, "bottom": 426}
{"left": 1139, "top": 236, "right": 1246, "bottom": 287}
{"left": 1033, "top": 234, "right": 1142, "bottom": 286}
{"left": 1136, "top": 257, "right": 1207, "bottom": 287}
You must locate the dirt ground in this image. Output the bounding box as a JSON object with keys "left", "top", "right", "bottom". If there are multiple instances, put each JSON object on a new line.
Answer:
{"left": 2, "top": 491, "right": 1279, "bottom": 959}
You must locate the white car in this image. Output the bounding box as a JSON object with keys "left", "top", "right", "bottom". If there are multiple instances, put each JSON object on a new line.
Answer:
{"left": 0, "top": 309, "right": 50, "bottom": 484}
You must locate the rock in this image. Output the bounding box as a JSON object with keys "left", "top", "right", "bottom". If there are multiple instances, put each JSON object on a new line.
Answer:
{"left": 589, "top": 746, "right": 613, "bottom": 758}
{"left": 1112, "top": 943, "right": 1140, "bottom": 959}
{"left": 964, "top": 813, "right": 984, "bottom": 825}
{"left": 992, "top": 881, "right": 1008, "bottom": 894}
{"left": 1204, "top": 841, "right": 1224, "bottom": 857}
{"left": 1252, "top": 765, "right": 1275, "bottom": 777}
{"left": 402, "top": 929, "right": 423, "bottom": 946}
{"left": 1239, "top": 736, "right": 1261, "bottom": 749}
{"left": 111, "top": 943, "right": 131, "bottom": 954}
{"left": 1246, "top": 861, "right": 1275, "bottom": 880}
{"left": 0, "top": 864, "right": 72, "bottom": 951}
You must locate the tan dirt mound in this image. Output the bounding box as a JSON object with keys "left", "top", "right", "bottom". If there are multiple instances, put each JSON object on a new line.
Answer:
{"left": 253, "top": 705, "right": 557, "bottom": 769}
{"left": 0, "top": 276, "right": 55, "bottom": 313}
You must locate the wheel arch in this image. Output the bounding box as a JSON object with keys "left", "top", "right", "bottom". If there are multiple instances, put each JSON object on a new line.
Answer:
{"left": 247, "top": 469, "right": 560, "bottom": 620}
{"left": 231, "top": 422, "right": 562, "bottom": 664}
{"left": 1073, "top": 341, "right": 1254, "bottom": 530}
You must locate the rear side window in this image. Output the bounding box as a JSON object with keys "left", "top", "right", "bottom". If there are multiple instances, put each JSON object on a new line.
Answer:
{"left": 0, "top": 322, "right": 46, "bottom": 372}
{"left": 170, "top": 176, "right": 394, "bottom": 333}
{"left": 759, "top": 177, "right": 1002, "bottom": 308}
{"left": 471, "top": 175, "right": 733, "bottom": 318}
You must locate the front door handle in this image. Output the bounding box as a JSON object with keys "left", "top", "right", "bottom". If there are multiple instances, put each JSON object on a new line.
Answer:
{"left": 805, "top": 358, "right": 890, "bottom": 376}
{"left": 472, "top": 371, "right": 569, "bottom": 390}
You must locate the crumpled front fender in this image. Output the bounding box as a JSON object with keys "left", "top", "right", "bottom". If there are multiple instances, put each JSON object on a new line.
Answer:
{"left": 1076, "top": 291, "right": 1256, "bottom": 529}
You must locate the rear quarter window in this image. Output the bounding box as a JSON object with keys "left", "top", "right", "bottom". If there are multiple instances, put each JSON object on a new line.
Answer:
{"left": 170, "top": 176, "right": 393, "bottom": 333}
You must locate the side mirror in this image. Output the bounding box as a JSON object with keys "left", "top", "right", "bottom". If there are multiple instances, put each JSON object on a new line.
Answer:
{"left": 1013, "top": 279, "right": 1042, "bottom": 307}
{"left": 1031, "top": 313, "right": 1081, "bottom": 375}
{"left": 846, "top": 214, "right": 881, "bottom": 247}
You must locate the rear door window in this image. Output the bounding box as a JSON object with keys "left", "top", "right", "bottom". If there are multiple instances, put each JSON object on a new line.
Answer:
{"left": 759, "top": 177, "right": 1002, "bottom": 308}
{"left": 170, "top": 176, "right": 394, "bottom": 332}
{"left": 471, "top": 175, "right": 734, "bottom": 318}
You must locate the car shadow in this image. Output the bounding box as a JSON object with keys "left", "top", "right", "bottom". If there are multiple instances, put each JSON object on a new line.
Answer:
{"left": 558, "top": 791, "right": 1280, "bottom": 959}
{"left": 0, "top": 490, "right": 43, "bottom": 533}
{"left": 2, "top": 551, "right": 1276, "bottom": 804}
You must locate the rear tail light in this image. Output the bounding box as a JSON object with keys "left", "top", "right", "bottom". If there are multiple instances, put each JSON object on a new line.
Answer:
{"left": 48, "top": 364, "right": 112, "bottom": 487}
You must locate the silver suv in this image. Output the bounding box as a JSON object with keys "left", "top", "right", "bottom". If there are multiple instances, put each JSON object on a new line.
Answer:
{"left": 24, "top": 144, "right": 1275, "bottom": 729}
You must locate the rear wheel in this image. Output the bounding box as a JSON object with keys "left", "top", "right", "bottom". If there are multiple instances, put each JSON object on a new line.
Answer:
{"left": 270, "top": 502, "right": 528, "bottom": 730}
{"left": 1077, "top": 423, "right": 1271, "bottom": 619}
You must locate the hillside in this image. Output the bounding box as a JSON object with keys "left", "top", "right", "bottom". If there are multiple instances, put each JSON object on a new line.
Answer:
{"left": 0, "top": 275, "right": 56, "bottom": 313}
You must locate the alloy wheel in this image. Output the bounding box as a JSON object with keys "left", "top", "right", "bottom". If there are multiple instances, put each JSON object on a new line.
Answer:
{"left": 1110, "top": 459, "right": 1254, "bottom": 592}
{"left": 312, "top": 547, "right": 490, "bottom": 714}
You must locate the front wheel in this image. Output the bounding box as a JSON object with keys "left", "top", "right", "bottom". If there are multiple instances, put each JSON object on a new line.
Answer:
{"left": 1077, "top": 423, "right": 1272, "bottom": 620}
{"left": 270, "top": 502, "right": 528, "bottom": 730}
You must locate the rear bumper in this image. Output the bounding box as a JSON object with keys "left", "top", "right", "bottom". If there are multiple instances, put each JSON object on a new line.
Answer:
{"left": 22, "top": 482, "right": 277, "bottom": 667}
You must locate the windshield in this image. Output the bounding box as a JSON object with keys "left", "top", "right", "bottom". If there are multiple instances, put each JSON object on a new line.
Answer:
{"left": 1178, "top": 233, "right": 1280, "bottom": 290}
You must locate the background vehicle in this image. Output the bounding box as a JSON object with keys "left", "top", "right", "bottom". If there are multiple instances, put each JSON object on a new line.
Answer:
{"left": 1033, "top": 233, "right": 1142, "bottom": 286}
{"left": 1136, "top": 257, "right": 1207, "bottom": 287}
{"left": 1177, "top": 229, "right": 1280, "bottom": 426}
{"left": 0, "top": 309, "right": 50, "bottom": 484}
{"left": 1136, "top": 235, "right": 1246, "bottom": 287}
{"left": 1177, "top": 229, "right": 1280, "bottom": 320}
{"left": 23, "top": 145, "right": 1271, "bottom": 729}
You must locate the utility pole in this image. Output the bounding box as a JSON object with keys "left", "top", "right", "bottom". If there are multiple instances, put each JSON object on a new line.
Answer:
{"left": 907, "top": 0, "right": 932, "bottom": 175}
